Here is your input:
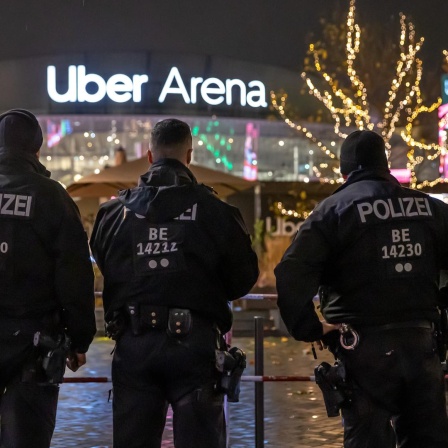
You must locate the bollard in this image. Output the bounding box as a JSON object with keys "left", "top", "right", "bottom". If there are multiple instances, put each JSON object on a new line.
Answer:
{"left": 254, "top": 316, "right": 264, "bottom": 448}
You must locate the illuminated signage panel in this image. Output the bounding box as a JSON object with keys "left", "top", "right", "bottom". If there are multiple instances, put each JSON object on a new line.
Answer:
{"left": 442, "top": 74, "right": 448, "bottom": 105}
{"left": 439, "top": 103, "right": 448, "bottom": 177}
{"left": 47, "top": 65, "right": 267, "bottom": 109}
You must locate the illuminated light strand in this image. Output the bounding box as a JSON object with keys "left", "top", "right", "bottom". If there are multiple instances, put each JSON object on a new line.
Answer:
{"left": 302, "top": 74, "right": 346, "bottom": 137}
{"left": 383, "top": 58, "right": 423, "bottom": 147}
{"left": 300, "top": 0, "right": 371, "bottom": 135}
{"left": 345, "top": 0, "right": 370, "bottom": 126}
{"left": 380, "top": 14, "right": 425, "bottom": 150}
{"left": 270, "top": 91, "right": 338, "bottom": 161}
{"left": 312, "top": 165, "right": 322, "bottom": 178}
{"left": 292, "top": 0, "right": 375, "bottom": 138}
{"left": 272, "top": 0, "right": 380, "bottom": 182}
{"left": 440, "top": 114, "right": 448, "bottom": 130}
{"left": 271, "top": 0, "right": 445, "bottom": 187}
{"left": 273, "top": 201, "right": 312, "bottom": 220}
{"left": 402, "top": 99, "right": 442, "bottom": 152}
{"left": 405, "top": 97, "right": 443, "bottom": 189}
{"left": 302, "top": 72, "right": 370, "bottom": 137}
{"left": 397, "top": 46, "right": 443, "bottom": 188}
{"left": 413, "top": 178, "right": 448, "bottom": 189}
{"left": 318, "top": 177, "right": 345, "bottom": 185}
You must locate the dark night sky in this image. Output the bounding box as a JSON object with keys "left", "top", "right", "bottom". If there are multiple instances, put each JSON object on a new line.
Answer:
{"left": 0, "top": 0, "right": 446, "bottom": 73}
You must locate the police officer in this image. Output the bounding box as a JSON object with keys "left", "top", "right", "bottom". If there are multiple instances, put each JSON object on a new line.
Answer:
{"left": 275, "top": 130, "right": 448, "bottom": 448}
{"left": 90, "top": 118, "right": 259, "bottom": 448}
{"left": 0, "top": 109, "right": 96, "bottom": 448}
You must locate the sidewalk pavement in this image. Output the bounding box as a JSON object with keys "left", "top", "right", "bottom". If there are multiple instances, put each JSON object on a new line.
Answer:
{"left": 53, "top": 336, "right": 345, "bottom": 448}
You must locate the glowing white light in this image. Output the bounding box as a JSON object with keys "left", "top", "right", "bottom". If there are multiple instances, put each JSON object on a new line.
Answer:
{"left": 47, "top": 65, "right": 148, "bottom": 103}
{"left": 158, "top": 67, "right": 267, "bottom": 108}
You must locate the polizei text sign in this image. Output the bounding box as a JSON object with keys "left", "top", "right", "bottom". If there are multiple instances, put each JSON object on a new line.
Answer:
{"left": 47, "top": 65, "right": 267, "bottom": 108}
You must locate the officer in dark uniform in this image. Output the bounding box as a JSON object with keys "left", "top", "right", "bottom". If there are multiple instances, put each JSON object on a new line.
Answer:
{"left": 90, "top": 118, "right": 259, "bottom": 448}
{"left": 275, "top": 130, "right": 448, "bottom": 448}
{"left": 0, "top": 109, "right": 96, "bottom": 448}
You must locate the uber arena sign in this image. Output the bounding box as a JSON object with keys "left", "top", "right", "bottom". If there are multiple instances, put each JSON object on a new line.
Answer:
{"left": 47, "top": 65, "right": 268, "bottom": 108}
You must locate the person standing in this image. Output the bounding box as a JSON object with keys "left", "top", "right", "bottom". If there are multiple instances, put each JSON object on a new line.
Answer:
{"left": 90, "top": 118, "right": 259, "bottom": 448}
{"left": 275, "top": 130, "right": 448, "bottom": 448}
{"left": 0, "top": 109, "right": 96, "bottom": 448}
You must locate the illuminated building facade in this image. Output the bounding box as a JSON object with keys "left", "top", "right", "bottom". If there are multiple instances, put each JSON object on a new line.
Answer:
{"left": 0, "top": 52, "right": 342, "bottom": 188}
{"left": 439, "top": 75, "right": 448, "bottom": 177}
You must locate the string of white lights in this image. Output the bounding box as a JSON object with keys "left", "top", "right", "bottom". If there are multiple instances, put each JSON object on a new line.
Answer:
{"left": 270, "top": 0, "right": 446, "bottom": 193}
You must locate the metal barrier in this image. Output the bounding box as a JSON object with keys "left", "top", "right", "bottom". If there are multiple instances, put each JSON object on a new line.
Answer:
{"left": 243, "top": 314, "right": 315, "bottom": 448}
{"left": 241, "top": 294, "right": 308, "bottom": 447}
{"left": 63, "top": 377, "right": 109, "bottom": 383}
